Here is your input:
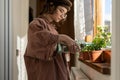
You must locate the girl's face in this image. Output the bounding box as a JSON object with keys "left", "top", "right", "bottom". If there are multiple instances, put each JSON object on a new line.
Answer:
{"left": 51, "top": 6, "right": 68, "bottom": 22}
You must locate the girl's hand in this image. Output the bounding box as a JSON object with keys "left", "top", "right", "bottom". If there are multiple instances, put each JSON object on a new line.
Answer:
{"left": 58, "top": 34, "right": 80, "bottom": 53}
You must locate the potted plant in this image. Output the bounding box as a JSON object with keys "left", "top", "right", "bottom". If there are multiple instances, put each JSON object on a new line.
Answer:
{"left": 79, "top": 36, "right": 106, "bottom": 62}
{"left": 91, "top": 25, "right": 111, "bottom": 62}
{"left": 79, "top": 25, "right": 111, "bottom": 62}
{"left": 96, "top": 25, "right": 112, "bottom": 63}
{"left": 79, "top": 43, "right": 93, "bottom": 60}
{"left": 91, "top": 37, "right": 105, "bottom": 62}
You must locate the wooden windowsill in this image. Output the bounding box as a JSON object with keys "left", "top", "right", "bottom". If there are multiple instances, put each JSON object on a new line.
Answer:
{"left": 79, "top": 59, "right": 111, "bottom": 74}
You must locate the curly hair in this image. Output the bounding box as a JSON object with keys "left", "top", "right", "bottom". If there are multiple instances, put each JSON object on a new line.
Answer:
{"left": 40, "top": 0, "right": 72, "bottom": 15}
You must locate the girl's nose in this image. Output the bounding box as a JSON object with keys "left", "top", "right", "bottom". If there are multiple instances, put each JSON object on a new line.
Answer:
{"left": 60, "top": 14, "right": 67, "bottom": 19}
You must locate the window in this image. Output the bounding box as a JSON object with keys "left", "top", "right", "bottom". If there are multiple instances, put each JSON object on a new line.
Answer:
{"left": 93, "top": 0, "right": 112, "bottom": 36}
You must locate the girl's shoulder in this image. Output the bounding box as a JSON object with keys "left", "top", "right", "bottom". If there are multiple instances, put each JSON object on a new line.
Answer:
{"left": 29, "top": 17, "right": 47, "bottom": 27}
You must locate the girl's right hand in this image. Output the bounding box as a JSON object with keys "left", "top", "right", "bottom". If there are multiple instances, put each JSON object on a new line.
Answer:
{"left": 58, "top": 34, "right": 80, "bottom": 53}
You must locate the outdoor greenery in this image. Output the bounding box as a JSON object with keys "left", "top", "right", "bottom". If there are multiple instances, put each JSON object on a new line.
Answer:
{"left": 95, "top": 25, "right": 111, "bottom": 47}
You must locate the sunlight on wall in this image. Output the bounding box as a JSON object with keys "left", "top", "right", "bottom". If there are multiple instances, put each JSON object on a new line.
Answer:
{"left": 17, "top": 35, "right": 28, "bottom": 80}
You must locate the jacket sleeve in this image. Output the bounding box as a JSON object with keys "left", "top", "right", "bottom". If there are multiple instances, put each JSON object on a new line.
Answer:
{"left": 26, "top": 18, "right": 59, "bottom": 61}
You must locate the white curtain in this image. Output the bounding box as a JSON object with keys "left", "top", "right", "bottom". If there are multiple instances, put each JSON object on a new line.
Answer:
{"left": 74, "top": 0, "right": 93, "bottom": 41}
{"left": 74, "top": 0, "right": 85, "bottom": 41}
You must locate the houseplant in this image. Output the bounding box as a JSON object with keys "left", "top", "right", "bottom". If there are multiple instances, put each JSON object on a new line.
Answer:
{"left": 79, "top": 43, "right": 93, "bottom": 60}
{"left": 96, "top": 25, "right": 112, "bottom": 63}
{"left": 91, "top": 37, "right": 105, "bottom": 62}
{"left": 79, "top": 25, "right": 111, "bottom": 62}
{"left": 91, "top": 25, "right": 111, "bottom": 62}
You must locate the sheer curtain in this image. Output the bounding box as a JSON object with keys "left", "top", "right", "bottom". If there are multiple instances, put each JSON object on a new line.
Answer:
{"left": 74, "top": 0, "right": 85, "bottom": 41}
{"left": 74, "top": 0, "right": 93, "bottom": 41}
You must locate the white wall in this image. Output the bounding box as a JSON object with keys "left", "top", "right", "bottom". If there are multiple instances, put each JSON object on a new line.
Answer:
{"left": 12, "top": 0, "right": 29, "bottom": 80}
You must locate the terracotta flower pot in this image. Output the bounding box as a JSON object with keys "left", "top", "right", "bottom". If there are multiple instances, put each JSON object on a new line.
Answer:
{"left": 103, "top": 50, "right": 111, "bottom": 63}
{"left": 91, "top": 50, "right": 103, "bottom": 62}
{"left": 79, "top": 51, "right": 91, "bottom": 60}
